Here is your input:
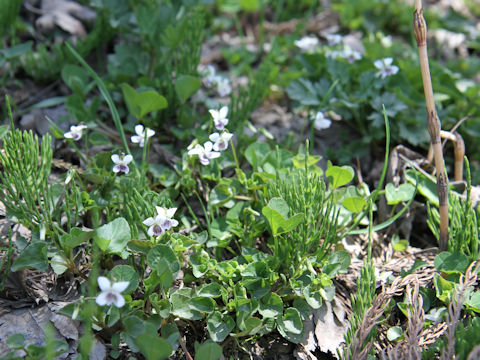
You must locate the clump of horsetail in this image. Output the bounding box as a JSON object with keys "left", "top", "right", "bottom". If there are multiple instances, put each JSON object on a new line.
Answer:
{"left": 413, "top": 0, "right": 449, "bottom": 251}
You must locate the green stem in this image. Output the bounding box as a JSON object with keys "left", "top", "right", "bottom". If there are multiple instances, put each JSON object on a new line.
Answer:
{"left": 230, "top": 139, "right": 240, "bottom": 171}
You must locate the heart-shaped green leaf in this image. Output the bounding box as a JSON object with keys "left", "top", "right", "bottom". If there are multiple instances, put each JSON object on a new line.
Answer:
{"left": 385, "top": 183, "right": 415, "bottom": 205}
{"left": 175, "top": 75, "right": 201, "bottom": 103}
{"left": 326, "top": 165, "right": 354, "bottom": 189}
{"left": 343, "top": 196, "right": 367, "bottom": 213}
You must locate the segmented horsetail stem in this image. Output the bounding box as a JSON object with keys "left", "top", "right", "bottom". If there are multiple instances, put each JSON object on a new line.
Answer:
{"left": 413, "top": 0, "right": 449, "bottom": 251}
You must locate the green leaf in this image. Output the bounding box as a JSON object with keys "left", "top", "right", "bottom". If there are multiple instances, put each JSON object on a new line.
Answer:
{"left": 31, "top": 97, "right": 66, "bottom": 109}
{"left": 134, "top": 91, "right": 168, "bottom": 118}
{"left": 127, "top": 240, "right": 153, "bottom": 254}
{"left": 1, "top": 41, "right": 33, "bottom": 59}
{"left": 207, "top": 312, "right": 235, "bottom": 342}
{"left": 11, "top": 242, "right": 48, "bottom": 272}
{"left": 385, "top": 183, "right": 415, "bottom": 205}
{"left": 241, "top": 316, "right": 263, "bottom": 335}
{"left": 286, "top": 78, "right": 322, "bottom": 106}
{"left": 343, "top": 196, "right": 367, "bottom": 213}
{"left": 303, "top": 285, "right": 323, "bottom": 309}
{"left": 50, "top": 253, "right": 68, "bottom": 275}
{"left": 292, "top": 153, "right": 322, "bottom": 169}
{"left": 387, "top": 326, "right": 403, "bottom": 341}
{"left": 243, "top": 278, "right": 270, "bottom": 299}
{"left": 240, "top": 0, "right": 259, "bottom": 11}
{"left": 262, "top": 206, "right": 285, "bottom": 236}
{"left": 158, "top": 259, "right": 175, "bottom": 288}
{"left": 210, "top": 217, "right": 232, "bottom": 243}
{"left": 170, "top": 293, "right": 203, "bottom": 320}
{"left": 149, "top": 294, "right": 171, "bottom": 318}
{"left": 326, "top": 165, "right": 354, "bottom": 189}
{"left": 196, "top": 340, "right": 222, "bottom": 360}
{"left": 465, "top": 291, "right": 480, "bottom": 313}
{"left": 147, "top": 245, "right": 180, "bottom": 280}
{"left": 175, "top": 75, "right": 201, "bottom": 103}
{"left": 433, "top": 273, "right": 456, "bottom": 303}
{"left": 327, "top": 251, "right": 351, "bottom": 273}
{"left": 89, "top": 132, "right": 111, "bottom": 146}
{"left": 190, "top": 297, "right": 216, "bottom": 313}
{"left": 244, "top": 142, "right": 271, "bottom": 169}
{"left": 94, "top": 218, "right": 131, "bottom": 257}
{"left": 262, "top": 198, "right": 303, "bottom": 236}
{"left": 209, "top": 182, "right": 235, "bottom": 208}
{"left": 282, "top": 213, "right": 304, "bottom": 233}
{"left": 6, "top": 334, "right": 25, "bottom": 350}
{"left": 266, "top": 198, "right": 289, "bottom": 218}
{"left": 121, "top": 83, "right": 167, "bottom": 118}
{"left": 121, "top": 83, "right": 138, "bottom": 117}
{"left": 405, "top": 169, "right": 438, "bottom": 206}
{"left": 161, "top": 323, "right": 180, "bottom": 348}
{"left": 434, "top": 252, "right": 470, "bottom": 274}
{"left": 110, "top": 265, "right": 139, "bottom": 294}
{"left": 392, "top": 237, "right": 409, "bottom": 252}
{"left": 276, "top": 308, "right": 304, "bottom": 343}
{"left": 136, "top": 334, "right": 172, "bottom": 360}
{"left": 259, "top": 293, "right": 283, "bottom": 318}
{"left": 59, "top": 227, "right": 93, "bottom": 254}
{"left": 197, "top": 283, "right": 223, "bottom": 298}
{"left": 61, "top": 64, "right": 89, "bottom": 95}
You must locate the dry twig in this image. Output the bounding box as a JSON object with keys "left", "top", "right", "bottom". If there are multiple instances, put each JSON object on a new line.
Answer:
{"left": 413, "top": 0, "right": 449, "bottom": 251}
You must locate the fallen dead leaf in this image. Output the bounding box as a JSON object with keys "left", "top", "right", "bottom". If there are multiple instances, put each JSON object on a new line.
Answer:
{"left": 35, "top": 0, "right": 96, "bottom": 37}
{"left": 296, "top": 298, "right": 349, "bottom": 359}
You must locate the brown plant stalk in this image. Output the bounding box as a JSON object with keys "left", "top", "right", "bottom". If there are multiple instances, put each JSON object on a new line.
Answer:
{"left": 413, "top": 0, "right": 449, "bottom": 251}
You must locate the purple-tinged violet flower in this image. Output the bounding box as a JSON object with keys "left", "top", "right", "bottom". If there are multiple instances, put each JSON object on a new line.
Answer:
{"left": 340, "top": 48, "right": 362, "bottom": 63}
{"left": 131, "top": 125, "right": 155, "bottom": 147}
{"left": 64, "top": 125, "right": 87, "bottom": 141}
{"left": 374, "top": 57, "right": 399, "bottom": 79}
{"left": 209, "top": 131, "right": 233, "bottom": 151}
{"left": 155, "top": 206, "right": 179, "bottom": 231}
{"left": 209, "top": 106, "right": 229, "bottom": 130}
{"left": 143, "top": 212, "right": 166, "bottom": 237}
{"left": 96, "top": 276, "right": 129, "bottom": 308}
{"left": 188, "top": 141, "right": 221, "bottom": 166}
{"left": 111, "top": 154, "right": 133, "bottom": 174}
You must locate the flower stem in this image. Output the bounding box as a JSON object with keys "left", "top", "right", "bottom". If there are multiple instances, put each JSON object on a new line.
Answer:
{"left": 230, "top": 138, "right": 240, "bottom": 171}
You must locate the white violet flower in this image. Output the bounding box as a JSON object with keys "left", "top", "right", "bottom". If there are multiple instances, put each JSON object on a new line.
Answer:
{"left": 340, "top": 48, "right": 362, "bottom": 63}
{"left": 131, "top": 124, "right": 155, "bottom": 147}
{"left": 325, "top": 33, "right": 343, "bottom": 46}
{"left": 64, "top": 125, "right": 87, "bottom": 141}
{"left": 209, "top": 131, "right": 233, "bottom": 151}
{"left": 294, "top": 36, "right": 319, "bottom": 52}
{"left": 188, "top": 141, "right": 221, "bottom": 166}
{"left": 374, "top": 57, "right": 399, "bottom": 79}
{"left": 143, "top": 212, "right": 166, "bottom": 237}
{"left": 154, "top": 206, "right": 179, "bottom": 231}
{"left": 201, "top": 64, "right": 218, "bottom": 88}
{"left": 209, "top": 106, "right": 229, "bottom": 130}
{"left": 111, "top": 154, "right": 133, "bottom": 174}
{"left": 313, "top": 112, "right": 332, "bottom": 131}
{"left": 216, "top": 77, "right": 231, "bottom": 97}
{"left": 96, "top": 276, "right": 129, "bottom": 308}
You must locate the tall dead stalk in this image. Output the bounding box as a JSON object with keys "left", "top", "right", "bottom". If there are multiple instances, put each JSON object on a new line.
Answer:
{"left": 413, "top": 0, "right": 449, "bottom": 251}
